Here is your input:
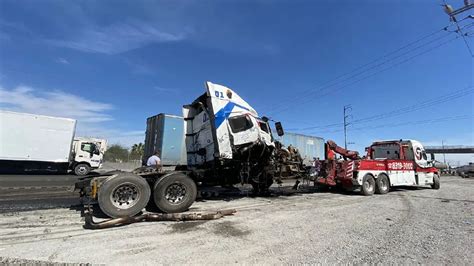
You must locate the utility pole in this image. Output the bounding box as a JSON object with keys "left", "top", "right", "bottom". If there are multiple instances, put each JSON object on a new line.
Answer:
{"left": 442, "top": 140, "right": 447, "bottom": 165}
{"left": 343, "top": 105, "right": 352, "bottom": 149}
{"left": 442, "top": 1, "right": 474, "bottom": 56}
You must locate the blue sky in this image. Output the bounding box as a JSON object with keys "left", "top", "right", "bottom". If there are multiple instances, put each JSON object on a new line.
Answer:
{"left": 0, "top": 0, "right": 472, "bottom": 164}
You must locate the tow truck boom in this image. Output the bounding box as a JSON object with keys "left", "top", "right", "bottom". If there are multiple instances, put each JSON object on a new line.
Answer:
{"left": 326, "top": 140, "right": 360, "bottom": 160}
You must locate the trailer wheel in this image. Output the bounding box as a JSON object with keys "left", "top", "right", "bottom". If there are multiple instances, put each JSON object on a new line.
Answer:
{"left": 98, "top": 173, "right": 151, "bottom": 218}
{"left": 74, "top": 163, "right": 91, "bottom": 176}
{"left": 153, "top": 173, "right": 197, "bottom": 213}
{"left": 431, "top": 174, "right": 440, "bottom": 189}
{"left": 375, "top": 174, "right": 390, "bottom": 194}
{"left": 361, "top": 174, "right": 375, "bottom": 196}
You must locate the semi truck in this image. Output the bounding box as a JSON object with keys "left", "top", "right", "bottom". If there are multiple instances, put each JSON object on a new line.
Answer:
{"left": 76, "top": 81, "right": 309, "bottom": 218}
{"left": 0, "top": 111, "right": 107, "bottom": 175}
{"left": 316, "top": 139, "right": 441, "bottom": 195}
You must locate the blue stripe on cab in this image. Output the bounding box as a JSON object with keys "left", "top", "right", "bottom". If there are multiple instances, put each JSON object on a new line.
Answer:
{"left": 214, "top": 101, "right": 250, "bottom": 128}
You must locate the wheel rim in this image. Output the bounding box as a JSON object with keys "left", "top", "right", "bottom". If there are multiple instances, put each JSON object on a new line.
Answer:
{"left": 379, "top": 177, "right": 388, "bottom": 191}
{"left": 364, "top": 179, "right": 374, "bottom": 192}
{"left": 110, "top": 183, "right": 140, "bottom": 209}
{"left": 165, "top": 183, "right": 187, "bottom": 204}
{"left": 77, "top": 166, "right": 87, "bottom": 175}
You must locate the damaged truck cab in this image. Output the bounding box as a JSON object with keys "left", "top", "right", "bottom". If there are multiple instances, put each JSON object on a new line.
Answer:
{"left": 183, "top": 81, "right": 277, "bottom": 190}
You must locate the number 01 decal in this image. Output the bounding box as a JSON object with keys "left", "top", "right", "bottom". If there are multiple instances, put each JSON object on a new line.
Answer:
{"left": 214, "top": 91, "right": 224, "bottom": 98}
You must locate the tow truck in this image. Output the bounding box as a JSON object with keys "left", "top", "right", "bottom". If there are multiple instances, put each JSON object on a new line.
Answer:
{"left": 316, "top": 139, "right": 440, "bottom": 195}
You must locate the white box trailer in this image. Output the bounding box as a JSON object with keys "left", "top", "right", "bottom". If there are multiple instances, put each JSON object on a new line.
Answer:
{"left": 0, "top": 110, "right": 76, "bottom": 173}
{"left": 0, "top": 110, "right": 106, "bottom": 175}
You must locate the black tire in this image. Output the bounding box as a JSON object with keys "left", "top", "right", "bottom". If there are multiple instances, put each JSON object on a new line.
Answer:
{"left": 153, "top": 173, "right": 197, "bottom": 213}
{"left": 74, "top": 163, "right": 91, "bottom": 176}
{"left": 431, "top": 174, "right": 440, "bottom": 189}
{"left": 98, "top": 173, "right": 151, "bottom": 218}
{"left": 361, "top": 174, "right": 375, "bottom": 196}
{"left": 375, "top": 174, "right": 390, "bottom": 194}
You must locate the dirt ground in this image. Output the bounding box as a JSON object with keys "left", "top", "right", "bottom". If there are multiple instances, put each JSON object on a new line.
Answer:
{"left": 0, "top": 175, "right": 472, "bottom": 265}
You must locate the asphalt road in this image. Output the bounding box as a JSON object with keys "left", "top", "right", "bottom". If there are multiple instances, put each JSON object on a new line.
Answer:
{"left": 0, "top": 175, "right": 472, "bottom": 264}
{"left": 0, "top": 174, "right": 80, "bottom": 188}
{"left": 0, "top": 174, "right": 81, "bottom": 213}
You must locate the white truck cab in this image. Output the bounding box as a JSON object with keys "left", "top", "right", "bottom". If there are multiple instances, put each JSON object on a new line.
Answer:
{"left": 183, "top": 81, "right": 274, "bottom": 166}
{"left": 71, "top": 137, "right": 107, "bottom": 175}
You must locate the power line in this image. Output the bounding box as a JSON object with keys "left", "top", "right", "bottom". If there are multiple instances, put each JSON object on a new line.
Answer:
{"left": 288, "top": 86, "right": 473, "bottom": 132}
{"left": 350, "top": 115, "right": 473, "bottom": 132}
{"left": 304, "top": 115, "right": 473, "bottom": 135}
{"left": 267, "top": 24, "right": 472, "bottom": 117}
{"left": 351, "top": 87, "right": 474, "bottom": 124}
{"left": 260, "top": 26, "right": 444, "bottom": 112}
{"left": 269, "top": 34, "right": 462, "bottom": 117}
{"left": 441, "top": 1, "right": 474, "bottom": 57}
{"left": 260, "top": 22, "right": 470, "bottom": 116}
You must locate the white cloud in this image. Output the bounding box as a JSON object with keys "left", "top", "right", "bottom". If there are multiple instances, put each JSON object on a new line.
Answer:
{"left": 76, "top": 126, "right": 145, "bottom": 148}
{"left": 0, "top": 84, "right": 146, "bottom": 148}
{"left": 56, "top": 57, "right": 70, "bottom": 64}
{"left": 46, "top": 20, "right": 188, "bottom": 54}
{"left": 0, "top": 85, "right": 113, "bottom": 122}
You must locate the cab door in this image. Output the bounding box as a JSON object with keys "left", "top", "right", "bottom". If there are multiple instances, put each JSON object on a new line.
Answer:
{"left": 256, "top": 120, "right": 273, "bottom": 147}
{"left": 76, "top": 142, "right": 100, "bottom": 168}
{"left": 398, "top": 144, "right": 416, "bottom": 185}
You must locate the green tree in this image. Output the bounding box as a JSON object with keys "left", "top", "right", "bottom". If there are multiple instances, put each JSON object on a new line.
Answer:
{"left": 104, "top": 144, "right": 129, "bottom": 162}
{"left": 130, "top": 142, "right": 145, "bottom": 161}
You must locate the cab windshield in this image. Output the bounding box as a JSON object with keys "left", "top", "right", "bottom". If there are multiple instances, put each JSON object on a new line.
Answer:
{"left": 371, "top": 144, "right": 400, "bottom": 159}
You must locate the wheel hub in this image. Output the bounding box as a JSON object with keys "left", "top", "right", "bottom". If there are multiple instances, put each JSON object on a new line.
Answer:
{"left": 111, "top": 183, "right": 140, "bottom": 209}
{"left": 364, "top": 180, "right": 374, "bottom": 192}
{"left": 165, "top": 183, "right": 187, "bottom": 204}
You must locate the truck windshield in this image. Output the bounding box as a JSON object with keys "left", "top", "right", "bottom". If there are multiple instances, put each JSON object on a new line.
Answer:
{"left": 228, "top": 115, "right": 253, "bottom": 133}
{"left": 371, "top": 144, "right": 400, "bottom": 159}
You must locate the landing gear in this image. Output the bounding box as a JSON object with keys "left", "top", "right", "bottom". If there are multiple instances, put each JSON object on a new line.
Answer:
{"left": 250, "top": 174, "right": 273, "bottom": 195}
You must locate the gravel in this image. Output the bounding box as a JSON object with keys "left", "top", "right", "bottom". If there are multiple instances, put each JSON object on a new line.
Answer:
{"left": 0, "top": 175, "right": 472, "bottom": 264}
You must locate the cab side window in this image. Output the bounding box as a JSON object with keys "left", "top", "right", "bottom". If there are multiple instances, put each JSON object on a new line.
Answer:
{"left": 81, "top": 143, "right": 93, "bottom": 153}
{"left": 258, "top": 121, "right": 270, "bottom": 133}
